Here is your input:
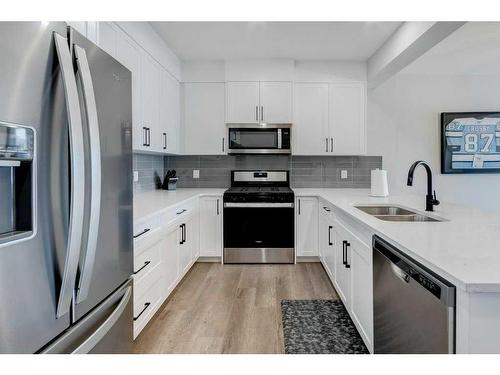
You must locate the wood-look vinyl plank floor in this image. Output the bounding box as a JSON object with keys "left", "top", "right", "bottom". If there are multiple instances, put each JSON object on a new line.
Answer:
{"left": 133, "top": 262, "right": 338, "bottom": 354}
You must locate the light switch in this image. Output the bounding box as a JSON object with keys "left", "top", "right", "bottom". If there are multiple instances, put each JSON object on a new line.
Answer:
{"left": 133, "top": 171, "right": 139, "bottom": 182}
{"left": 193, "top": 169, "right": 200, "bottom": 179}
{"left": 340, "top": 170, "right": 348, "bottom": 179}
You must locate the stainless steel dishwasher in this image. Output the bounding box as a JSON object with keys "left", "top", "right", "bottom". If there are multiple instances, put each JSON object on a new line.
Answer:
{"left": 373, "top": 235, "right": 456, "bottom": 354}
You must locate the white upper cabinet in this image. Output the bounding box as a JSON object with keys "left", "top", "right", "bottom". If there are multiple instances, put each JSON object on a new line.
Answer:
{"left": 160, "top": 70, "right": 180, "bottom": 154}
{"left": 115, "top": 33, "right": 142, "bottom": 151}
{"left": 183, "top": 82, "right": 226, "bottom": 155}
{"left": 225, "top": 82, "right": 260, "bottom": 123}
{"left": 293, "top": 83, "right": 329, "bottom": 155}
{"left": 259, "top": 82, "right": 293, "bottom": 123}
{"left": 293, "top": 82, "right": 366, "bottom": 155}
{"left": 97, "top": 22, "right": 118, "bottom": 57}
{"left": 225, "top": 81, "right": 292, "bottom": 124}
{"left": 97, "top": 22, "right": 181, "bottom": 155}
{"left": 141, "top": 54, "right": 162, "bottom": 152}
{"left": 329, "top": 83, "right": 366, "bottom": 155}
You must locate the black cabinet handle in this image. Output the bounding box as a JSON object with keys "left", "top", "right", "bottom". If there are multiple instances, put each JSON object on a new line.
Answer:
{"left": 345, "top": 241, "right": 351, "bottom": 269}
{"left": 133, "top": 302, "right": 151, "bottom": 321}
{"left": 179, "top": 224, "right": 184, "bottom": 244}
{"left": 142, "top": 127, "right": 148, "bottom": 146}
{"left": 176, "top": 209, "right": 187, "bottom": 215}
{"left": 217, "top": 199, "right": 220, "bottom": 215}
{"left": 133, "top": 228, "right": 151, "bottom": 239}
{"left": 342, "top": 240, "right": 347, "bottom": 265}
{"left": 142, "top": 127, "right": 151, "bottom": 147}
{"left": 328, "top": 226, "right": 333, "bottom": 246}
{"left": 298, "top": 199, "right": 301, "bottom": 215}
{"left": 323, "top": 206, "right": 331, "bottom": 212}
{"left": 163, "top": 133, "right": 167, "bottom": 150}
{"left": 222, "top": 137, "right": 225, "bottom": 152}
{"left": 133, "top": 261, "right": 151, "bottom": 275}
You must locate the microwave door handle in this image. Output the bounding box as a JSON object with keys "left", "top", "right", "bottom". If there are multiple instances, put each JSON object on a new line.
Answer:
{"left": 73, "top": 44, "right": 102, "bottom": 304}
{"left": 54, "top": 33, "right": 86, "bottom": 318}
{"left": 277, "top": 129, "right": 282, "bottom": 149}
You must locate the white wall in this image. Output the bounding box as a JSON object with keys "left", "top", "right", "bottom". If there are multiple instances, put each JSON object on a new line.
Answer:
{"left": 181, "top": 59, "right": 366, "bottom": 83}
{"left": 368, "top": 73, "right": 500, "bottom": 212}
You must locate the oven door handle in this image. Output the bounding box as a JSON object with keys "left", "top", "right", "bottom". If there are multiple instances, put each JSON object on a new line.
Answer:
{"left": 223, "top": 202, "right": 294, "bottom": 208}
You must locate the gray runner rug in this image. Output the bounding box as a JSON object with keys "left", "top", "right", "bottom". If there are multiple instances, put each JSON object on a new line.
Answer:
{"left": 281, "top": 299, "right": 369, "bottom": 354}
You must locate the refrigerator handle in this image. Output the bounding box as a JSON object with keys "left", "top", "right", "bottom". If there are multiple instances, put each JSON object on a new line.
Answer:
{"left": 72, "top": 286, "right": 132, "bottom": 354}
{"left": 74, "top": 44, "right": 102, "bottom": 304}
{"left": 54, "top": 33, "right": 86, "bottom": 319}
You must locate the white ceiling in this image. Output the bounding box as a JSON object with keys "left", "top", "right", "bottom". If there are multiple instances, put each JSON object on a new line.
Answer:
{"left": 402, "top": 22, "right": 500, "bottom": 75}
{"left": 150, "top": 22, "right": 402, "bottom": 61}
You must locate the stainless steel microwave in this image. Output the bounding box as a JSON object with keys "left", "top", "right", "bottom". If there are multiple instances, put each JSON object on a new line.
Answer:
{"left": 227, "top": 124, "right": 291, "bottom": 154}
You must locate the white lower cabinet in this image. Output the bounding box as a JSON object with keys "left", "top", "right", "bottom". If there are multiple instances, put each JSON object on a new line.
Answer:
{"left": 349, "top": 238, "right": 373, "bottom": 351}
{"left": 333, "top": 223, "right": 352, "bottom": 304}
{"left": 319, "top": 204, "right": 335, "bottom": 278}
{"left": 312, "top": 198, "right": 374, "bottom": 352}
{"left": 133, "top": 201, "right": 202, "bottom": 338}
{"left": 179, "top": 213, "right": 198, "bottom": 275}
{"left": 296, "top": 197, "right": 319, "bottom": 257}
{"left": 329, "top": 215, "right": 373, "bottom": 352}
{"left": 199, "top": 196, "right": 223, "bottom": 257}
{"left": 162, "top": 223, "right": 180, "bottom": 298}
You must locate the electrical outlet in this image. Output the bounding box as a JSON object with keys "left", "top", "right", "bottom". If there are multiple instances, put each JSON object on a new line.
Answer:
{"left": 340, "top": 170, "right": 348, "bottom": 179}
{"left": 133, "top": 171, "right": 139, "bottom": 182}
{"left": 193, "top": 169, "right": 200, "bottom": 179}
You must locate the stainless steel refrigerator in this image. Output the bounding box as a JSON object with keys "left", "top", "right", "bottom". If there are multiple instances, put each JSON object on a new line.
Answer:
{"left": 0, "top": 22, "right": 133, "bottom": 353}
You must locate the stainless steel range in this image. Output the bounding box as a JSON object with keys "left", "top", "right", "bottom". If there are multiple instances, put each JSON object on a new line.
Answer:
{"left": 223, "top": 170, "right": 295, "bottom": 264}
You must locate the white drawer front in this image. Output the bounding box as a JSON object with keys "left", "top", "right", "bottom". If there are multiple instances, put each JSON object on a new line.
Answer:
{"left": 133, "top": 279, "right": 162, "bottom": 338}
{"left": 162, "top": 197, "right": 199, "bottom": 226}
{"left": 134, "top": 262, "right": 162, "bottom": 300}
{"left": 134, "top": 215, "right": 161, "bottom": 238}
{"left": 133, "top": 242, "right": 161, "bottom": 281}
{"left": 134, "top": 224, "right": 163, "bottom": 255}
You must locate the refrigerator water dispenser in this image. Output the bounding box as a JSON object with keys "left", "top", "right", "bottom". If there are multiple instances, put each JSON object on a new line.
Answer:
{"left": 0, "top": 121, "right": 34, "bottom": 244}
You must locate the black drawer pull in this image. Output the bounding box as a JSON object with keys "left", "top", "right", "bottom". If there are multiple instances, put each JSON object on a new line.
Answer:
{"left": 176, "top": 209, "right": 187, "bottom": 215}
{"left": 328, "top": 226, "right": 333, "bottom": 246}
{"left": 133, "top": 261, "right": 151, "bottom": 275}
{"left": 133, "top": 228, "right": 151, "bottom": 239}
{"left": 323, "top": 206, "right": 331, "bottom": 212}
{"left": 133, "top": 302, "right": 151, "bottom": 321}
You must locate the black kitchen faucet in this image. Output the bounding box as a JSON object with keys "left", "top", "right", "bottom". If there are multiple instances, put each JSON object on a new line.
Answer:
{"left": 407, "top": 161, "right": 440, "bottom": 212}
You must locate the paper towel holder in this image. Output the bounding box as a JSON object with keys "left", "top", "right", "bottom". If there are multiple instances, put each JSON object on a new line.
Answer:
{"left": 370, "top": 168, "right": 389, "bottom": 197}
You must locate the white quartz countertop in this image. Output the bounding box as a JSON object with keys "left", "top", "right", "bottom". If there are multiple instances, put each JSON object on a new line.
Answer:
{"left": 294, "top": 188, "right": 500, "bottom": 292}
{"left": 134, "top": 187, "right": 500, "bottom": 292}
{"left": 134, "top": 189, "right": 225, "bottom": 223}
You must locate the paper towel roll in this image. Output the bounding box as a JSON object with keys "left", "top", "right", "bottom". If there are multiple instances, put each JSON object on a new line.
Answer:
{"left": 370, "top": 169, "right": 389, "bottom": 197}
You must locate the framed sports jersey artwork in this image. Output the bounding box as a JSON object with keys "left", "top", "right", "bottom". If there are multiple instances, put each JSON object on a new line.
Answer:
{"left": 441, "top": 112, "right": 500, "bottom": 174}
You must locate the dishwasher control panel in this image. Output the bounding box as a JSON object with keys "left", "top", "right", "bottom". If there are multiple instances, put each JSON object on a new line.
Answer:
{"left": 408, "top": 267, "right": 441, "bottom": 298}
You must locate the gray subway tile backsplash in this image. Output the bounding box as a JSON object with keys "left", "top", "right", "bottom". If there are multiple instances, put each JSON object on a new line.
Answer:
{"left": 163, "top": 154, "right": 382, "bottom": 189}
{"left": 133, "top": 152, "right": 382, "bottom": 193}
{"left": 133, "top": 152, "right": 382, "bottom": 192}
{"left": 133, "top": 153, "right": 165, "bottom": 193}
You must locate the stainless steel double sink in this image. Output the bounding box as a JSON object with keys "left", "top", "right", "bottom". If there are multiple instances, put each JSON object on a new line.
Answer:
{"left": 355, "top": 205, "right": 445, "bottom": 222}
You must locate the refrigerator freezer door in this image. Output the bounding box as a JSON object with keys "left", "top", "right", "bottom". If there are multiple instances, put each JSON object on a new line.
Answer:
{"left": 69, "top": 28, "right": 134, "bottom": 321}
{"left": 0, "top": 22, "right": 72, "bottom": 353}
{"left": 40, "top": 279, "right": 133, "bottom": 354}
